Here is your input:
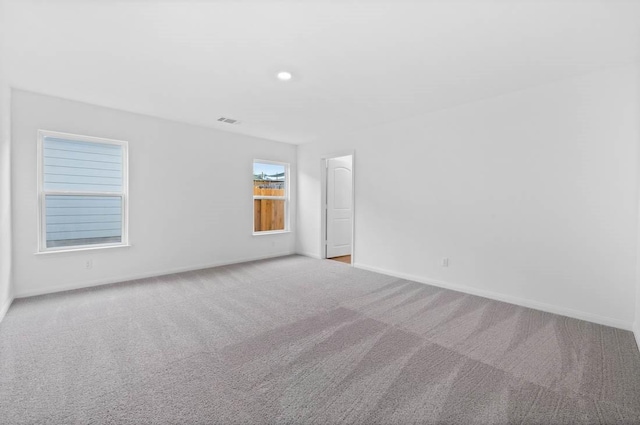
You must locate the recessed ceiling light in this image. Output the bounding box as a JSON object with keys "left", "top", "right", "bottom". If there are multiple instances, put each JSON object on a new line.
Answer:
{"left": 277, "top": 71, "right": 293, "bottom": 81}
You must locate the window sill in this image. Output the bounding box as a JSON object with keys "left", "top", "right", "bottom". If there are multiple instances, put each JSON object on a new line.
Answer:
{"left": 35, "top": 244, "right": 132, "bottom": 255}
{"left": 252, "top": 230, "right": 292, "bottom": 236}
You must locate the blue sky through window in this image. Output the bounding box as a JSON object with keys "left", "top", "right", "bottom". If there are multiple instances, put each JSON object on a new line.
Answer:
{"left": 254, "top": 162, "right": 285, "bottom": 180}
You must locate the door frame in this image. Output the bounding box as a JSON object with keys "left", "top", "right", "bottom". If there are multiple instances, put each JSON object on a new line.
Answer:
{"left": 320, "top": 150, "right": 355, "bottom": 264}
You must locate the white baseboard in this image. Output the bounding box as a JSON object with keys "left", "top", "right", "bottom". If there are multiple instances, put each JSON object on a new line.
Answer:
{"left": 15, "top": 251, "right": 295, "bottom": 299}
{"left": 296, "top": 251, "right": 322, "bottom": 260}
{"left": 0, "top": 296, "right": 13, "bottom": 324}
{"left": 634, "top": 322, "right": 640, "bottom": 352}
{"left": 354, "top": 262, "right": 633, "bottom": 331}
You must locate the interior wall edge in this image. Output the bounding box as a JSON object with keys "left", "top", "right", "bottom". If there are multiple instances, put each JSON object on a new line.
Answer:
{"left": 355, "top": 262, "right": 633, "bottom": 331}
{"left": 0, "top": 296, "right": 13, "bottom": 324}
{"left": 0, "top": 18, "right": 13, "bottom": 327}
{"left": 295, "top": 251, "right": 322, "bottom": 260}
{"left": 14, "top": 251, "right": 295, "bottom": 299}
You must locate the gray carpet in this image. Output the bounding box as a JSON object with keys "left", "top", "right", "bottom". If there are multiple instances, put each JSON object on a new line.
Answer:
{"left": 1, "top": 255, "right": 640, "bottom": 424}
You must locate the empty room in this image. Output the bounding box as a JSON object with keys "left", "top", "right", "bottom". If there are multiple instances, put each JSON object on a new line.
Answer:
{"left": 2, "top": 1, "right": 640, "bottom": 424}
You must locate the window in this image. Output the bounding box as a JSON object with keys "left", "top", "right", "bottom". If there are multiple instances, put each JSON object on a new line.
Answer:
{"left": 38, "top": 130, "right": 128, "bottom": 252}
{"left": 253, "top": 160, "right": 289, "bottom": 233}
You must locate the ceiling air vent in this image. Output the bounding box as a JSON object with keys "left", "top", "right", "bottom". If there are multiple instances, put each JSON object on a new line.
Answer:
{"left": 217, "top": 117, "right": 240, "bottom": 125}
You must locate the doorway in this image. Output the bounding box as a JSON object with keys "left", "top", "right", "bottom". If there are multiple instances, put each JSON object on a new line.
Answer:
{"left": 321, "top": 154, "right": 354, "bottom": 265}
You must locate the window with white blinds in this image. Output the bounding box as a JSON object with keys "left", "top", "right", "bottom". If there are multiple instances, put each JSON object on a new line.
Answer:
{"left": 38, "top": 131, "right": 128, "bottom": 252}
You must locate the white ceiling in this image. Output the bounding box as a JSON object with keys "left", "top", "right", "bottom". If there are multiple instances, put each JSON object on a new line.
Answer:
{"left": 3, "top": 0, "right": 640, "bottom": 144}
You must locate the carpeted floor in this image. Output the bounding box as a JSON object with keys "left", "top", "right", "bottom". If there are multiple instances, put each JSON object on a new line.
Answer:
{"left": 1, "top": 255, "right": 640, "bottom": 424}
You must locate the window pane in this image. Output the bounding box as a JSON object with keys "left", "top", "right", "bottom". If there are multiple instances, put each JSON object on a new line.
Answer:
{"left": 43, "top": 137, "right": 123, "bottom": 192}
{"left": 45, "top": 195, "right": 122, "bottom": 248}
{"left": 254, "top": 199, "right": 285, "bottom": 232}
{"left": 253, "top": 162, "right": 285, "bottom": 195}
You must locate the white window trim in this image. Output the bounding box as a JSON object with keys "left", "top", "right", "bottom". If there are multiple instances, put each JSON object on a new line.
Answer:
{"left": 37, "top": 130, "right": 130, "bottom": 253}
{"left": 252, "top": 159, "right": 290, "bottom": 235}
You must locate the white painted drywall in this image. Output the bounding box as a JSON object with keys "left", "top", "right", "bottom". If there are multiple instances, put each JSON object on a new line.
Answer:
{"left": 11, "top": 90, "right": 296, "bottom": 297}
{"left": 636, "top": 65, "right": 640, "bottom": 348}
{"left": 0, "top": 0, "right": 14, "bottom": 321}
{"left": 0, "top": 85, "right": 12, "bottom": 320}
{"left": 297, "top": 65, "right": 640, "bottom": 329}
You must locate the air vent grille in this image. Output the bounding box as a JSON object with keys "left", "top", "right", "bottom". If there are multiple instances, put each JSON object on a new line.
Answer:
{"left": 217, "top": 117, "right": 240, "bottom": 125}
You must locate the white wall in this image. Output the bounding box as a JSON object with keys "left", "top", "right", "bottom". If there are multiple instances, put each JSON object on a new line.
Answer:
{"left": 0, "top": 0, "right": 14, "bottom": 320}
{"left": 0, "top": 85, "right": 11, "bottom": 320}
{"left": 298, "top": 65, "right": 640, "bottom": 330}
{"left": 11, "top": 90, "right": 296, "bottom": 297}
{"left": 636, "top": 65, "right": 640, "bottom": 346}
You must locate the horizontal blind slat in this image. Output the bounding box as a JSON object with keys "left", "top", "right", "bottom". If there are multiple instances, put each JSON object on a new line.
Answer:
{"left": 45, "top": 194, "right": 123, "bottom": 246}
{"left": 44, "top": 157, "right": 122, "bottom": 171}
{"left": 47, "top": 215, "right": 121, "bottom": 224}
{"left": 45, "top": 165, "right": 122, "bottom": 179}
{"left": 47, "top": 223, "right": 121, "bottom": 232}
{"left": 44, "top": 148, "right": 121, "bottom": 164}
{"left": 44, "top": 137, "right": 122, "bottom": 154}
{"left": 45, "top": 182, "right": 122, "bottom": 193}
{"left": 46, "top": 207, "right": 122, "bottom": 216}
{"left": 46, "top": 229, "right": 122, "bottom": 241}
{"left": 46, "top": 198, "right": 121, "bottom": 208}
{"left": 43, "top": 137, "right": 123, "bottom": 192}
{"left": 45, "top": 174, "right": 122, "bottom": 186}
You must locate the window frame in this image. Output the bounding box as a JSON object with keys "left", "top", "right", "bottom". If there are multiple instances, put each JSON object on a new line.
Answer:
{"left": 37, "top": 130, "right": 129, "bottom": 253}
{"left": 252, "top": 159, "right": 290, "bottom": 235}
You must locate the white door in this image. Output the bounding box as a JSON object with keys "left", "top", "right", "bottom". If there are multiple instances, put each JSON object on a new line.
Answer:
{"left": 326, "top": 156, "right": 353, "bottom": 258}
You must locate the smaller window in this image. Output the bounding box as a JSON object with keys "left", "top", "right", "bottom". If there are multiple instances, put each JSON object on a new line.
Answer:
{"left": 253, "top": 160, "right": 289, "bottom": 233}
{"left": 38, "top": 130, "right": 128, "bottom": 252}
